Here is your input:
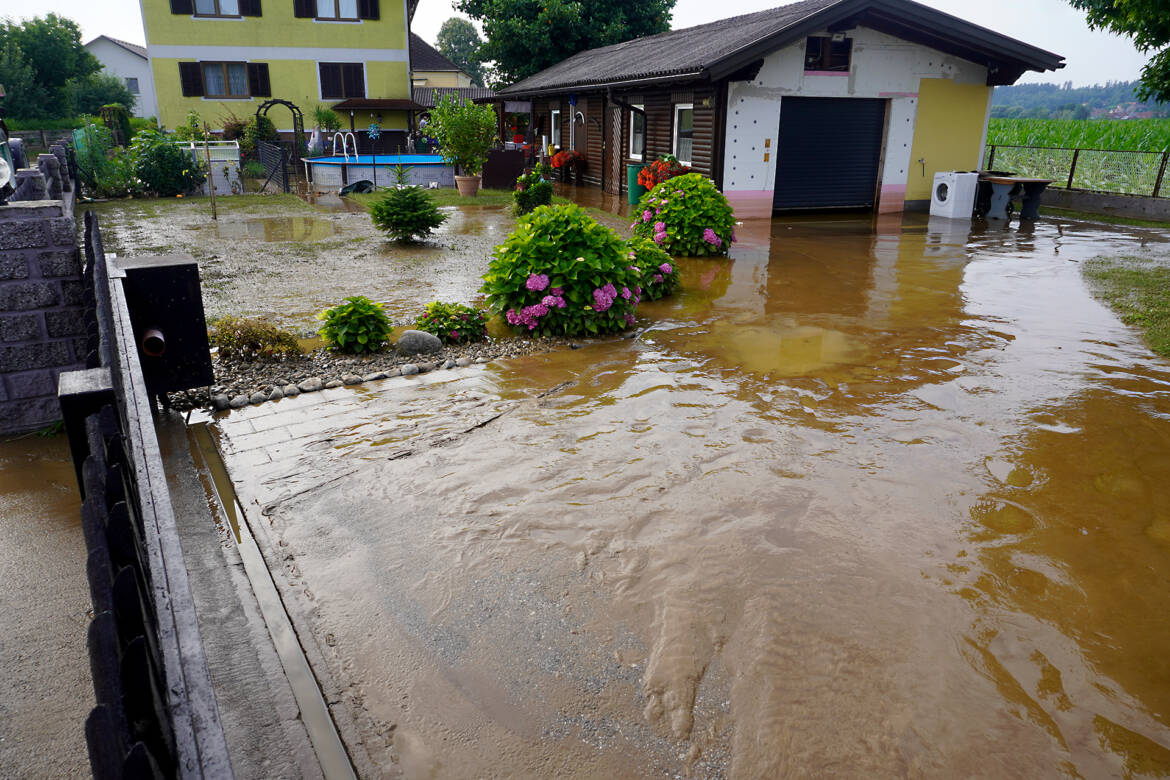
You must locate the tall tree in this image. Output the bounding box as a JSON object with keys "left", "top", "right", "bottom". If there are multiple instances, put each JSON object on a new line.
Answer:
{"left": 0, "top": 14, "right": 100, "bottom": 119}
{"left": 436, "top": 18, "right": 486, "bottom": 87}
{"left": 453, "top": 0, "right": 674, "bottom": 86}
{"left": 1067, "top": 0, "right": 1170, "bottom": 103}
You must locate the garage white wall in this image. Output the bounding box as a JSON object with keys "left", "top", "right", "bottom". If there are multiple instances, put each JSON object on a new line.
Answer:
{"left": 723, "top": 26, "right": 987, "bottom": 216}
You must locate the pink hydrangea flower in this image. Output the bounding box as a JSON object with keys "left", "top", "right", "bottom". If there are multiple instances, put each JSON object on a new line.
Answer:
{"left": 592, "top": 283, "right": 617, "bottom": 312}
{"left": 659, "top": 262, "right": 672, "bottom": 274}
{"left": 634, "top": 286, "right": 642, "bottom": 297}
{"left": 526, "top": 273, "right": 549, "bottom": 291}
{"left": 505, "top": 309, "right": 520, "bottom": 325}
{"left": 702, "top": 229, "right": 721, "bottom": 246}
{"left": 653, "top": 232, "right": 666, "bottom": 244}
{"left": 450, "top": 330, "right": 460, "bottom": 339}
{"left": 624, "top": 313, "right": 636, "bottom": 326}
{"left": 630, "top": 223, "right": 638, "bottom": 230}
{"left": 627, "top": 265, "right": 640, "bottom": 273}
{"left": 542, "top": 294, "right": 566, "bottom": 309}
{"left": 654, "top": 221, "right": 665, "bottom": 232}
{"left": 730, "top": 229, "right": 737, "bottom": 243}
{"left": 642, "top": 210, "right": 653, "bottom": 222}
{"left": 550, "top": 287, "right": 563, "bottom": 296}
{"left": 653, "top": 273, "right": 663, "bottom": 283}
{"left": 621, "top": 287, "right": 631, "bottom": 299}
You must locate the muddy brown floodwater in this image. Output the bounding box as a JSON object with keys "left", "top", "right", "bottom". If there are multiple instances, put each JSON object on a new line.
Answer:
{"left": 211, "top": 213, "right": 1170, "bottom": 778}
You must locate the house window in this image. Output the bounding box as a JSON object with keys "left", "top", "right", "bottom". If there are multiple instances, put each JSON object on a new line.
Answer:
{"left": 629, "top": 104, "right": 644, "bottom": 160}
{"left": 194, "top": 0, "right": 240, "bottom": 16}
{"left": 550, "top": 109, "right": 561, "bottom": 149}
{"left": 805, "top": 36, "right": 851, "bottom": 72}
{"left": 673, "top": 103, "right": 693, "bottom": 166}
{"left": 319, "top": 62, "right": 365, "bottom": 99}
{"left": 316, "top": 0, "right": 357, "bottom": 19}
{"left": 125, "top": 77, "right": 140, "bottom": 94}
{"left": 202, "top": 62, "right": 249, "bottom": 98}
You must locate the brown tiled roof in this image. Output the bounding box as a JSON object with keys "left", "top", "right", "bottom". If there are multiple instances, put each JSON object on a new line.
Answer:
{"left": 412, "top": 86, "right": 497, "bottom": 108}
{"left": 410, "top": 33, "right": 463, "bottom": 72}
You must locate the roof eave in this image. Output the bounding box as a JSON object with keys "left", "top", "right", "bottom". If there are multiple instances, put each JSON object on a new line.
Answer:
{"left": 498, "top": 69, "right": 707, "bottom": 97}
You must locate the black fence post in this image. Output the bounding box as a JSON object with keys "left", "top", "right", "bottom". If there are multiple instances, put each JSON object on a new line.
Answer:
{"left": 1154, "top": 151, "right": 1168, "bottom": 198}
{"left": 1066, "top": 148, "right": 1080, "bottom": 190}
{"left": 986, "top": 145, "right": 996, "bottom": 171}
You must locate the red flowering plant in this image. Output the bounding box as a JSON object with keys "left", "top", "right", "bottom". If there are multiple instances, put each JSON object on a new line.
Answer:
{"left": 551, "top": 149, "right": 585, "bottom": 169}
{"left": 637, "top": 154, "right": 690, "bottom": 189}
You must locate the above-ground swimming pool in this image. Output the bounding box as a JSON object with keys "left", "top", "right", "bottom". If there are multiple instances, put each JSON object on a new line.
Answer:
{"left": 304, "top": 154, "right": 455, "bottom": 192}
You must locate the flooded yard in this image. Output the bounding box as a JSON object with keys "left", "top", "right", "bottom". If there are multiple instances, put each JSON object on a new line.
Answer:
{"left": 205, "top": 211, "right": 1170, "bottom": 777}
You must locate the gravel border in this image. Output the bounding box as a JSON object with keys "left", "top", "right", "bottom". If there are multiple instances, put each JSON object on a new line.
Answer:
{"left": 170, "top": 335, "right": 579, "bottom": 412}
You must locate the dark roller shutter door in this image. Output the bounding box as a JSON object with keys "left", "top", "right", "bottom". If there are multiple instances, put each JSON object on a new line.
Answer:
{"left": 773, "top": 97, "right": 886, "bottom": 211}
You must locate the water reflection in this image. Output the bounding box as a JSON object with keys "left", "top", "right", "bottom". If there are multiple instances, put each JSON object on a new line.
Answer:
{"left": 214, "top": 216, "right": 337, "bottom": 242}
{"left": 216, "top": 211, "right": 1170, "bottom": 777}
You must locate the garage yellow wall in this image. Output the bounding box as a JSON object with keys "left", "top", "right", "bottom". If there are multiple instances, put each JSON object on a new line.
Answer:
{"left": 906, "top": 78, "right": 992, "bottom": 201}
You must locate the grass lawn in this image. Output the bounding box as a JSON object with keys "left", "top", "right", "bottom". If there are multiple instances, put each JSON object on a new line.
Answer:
{"left": 1041, "top": 206, "right": 1170, "bottom": 230}
{"left": 1083, "top": 253, "right": 1170, "bottom": 357}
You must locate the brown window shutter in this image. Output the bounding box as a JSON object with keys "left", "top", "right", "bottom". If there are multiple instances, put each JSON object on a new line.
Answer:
{"left": 293, "top": 0, "right": 314, "bottom": 18}
{"left": 320, "top": 64, "right": 342, "bottom": 99}
{"left": 170, "top": 0, "right": 194, "bottom": 13}
{"left": 247, "top": 63, "right": 271, "bottom": 97}
{"left": 179, "top": 62, "right": 204, "bottom": 97}
{"left": 342, "top": 64, "right": 365, "bottom": 98}
{"left": 239, "top": 0, "right": 262, "bottom": 15}
{"left": 357, "top": 0, "right": 379, "bottom": 19}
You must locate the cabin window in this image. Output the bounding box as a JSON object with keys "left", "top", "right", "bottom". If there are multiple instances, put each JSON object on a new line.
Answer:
{"left": 804, "top": 36, "right": 851, "bottom": 72}
{"left": 550, "top": 109, "right": 561, "bottom": 149}
{"left": 629, "top": 104, "right": 644, "bottom": 160}
{"left": 319, "top": 62, "right": 365, "bottom": 99}
{"left": 125, "top": 77, "right": 140, "bottom": 94}
{"left": 202, "top": 62, "right": 249, "bottom": 98}
{"left": 317, "top": 0, "right": 358, "bottom": 19}
{"left": 194, "top": 0, "right": 240, "bottom": 16}
{"left": 673, "top": 103, "right": 693, "bottom": 166}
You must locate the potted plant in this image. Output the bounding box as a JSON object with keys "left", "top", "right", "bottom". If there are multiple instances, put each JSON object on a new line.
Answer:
{"left": 551, "top": 149, "right": 585, "bottom": 183}
{"left": 429, "top": 94, "right": 499, "bottom": 196}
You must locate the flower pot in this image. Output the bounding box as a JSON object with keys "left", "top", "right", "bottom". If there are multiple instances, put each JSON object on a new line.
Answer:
{"left": 455, "top": 175, "right": 481, "bottom": 197}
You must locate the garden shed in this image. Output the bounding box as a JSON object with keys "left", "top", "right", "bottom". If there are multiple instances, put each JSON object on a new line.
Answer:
{"left": 496, "top": 0, "right": 1064, "bottom": 215}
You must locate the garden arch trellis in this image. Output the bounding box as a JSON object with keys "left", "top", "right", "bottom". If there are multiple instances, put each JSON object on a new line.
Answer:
{"left": 254, "top": 99, "right": 306, "bottom": 166}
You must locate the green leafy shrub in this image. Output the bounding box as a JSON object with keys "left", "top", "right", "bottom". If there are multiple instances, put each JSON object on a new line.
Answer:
{"left": 369, "top": 186, "right": 448, "bottom": 241}
{"left": 130, "top": 129, "right": 206, "bottom": 196}
{"left": 429, "top": 93, "right": 498, "bottom": 176}
{"left": 240, "top": 160, "right": 266, "bottom": 178}
{"left": 482, "top": 204, "right": 641, "bottom": 336}
{"left": 99, "top": 103, "right": 133, "bottom": 147}
{"left": 239, "top": 114, "right": 277, "bottom": 157}
{"left": 210, "top": 316, "right": 301, "bottom": 360}
{"left": 171, "top": 109, "right": 207, "bottom": 142}
{"left": 513, "top": 170, "right": 553, "bottom": 214}
{"left": 626, "top": 236, "right": 680, "bottom": 301}
{"left": 91, "top": 148, "right": 144, "bottom": 198}
{"left": 413, "top": 302, "right": 488, "bottom": 345}
{"left": 316, "top": 296, "right": 393, "bottom": 354}
{"left": 631, "top": 173, "right": 735, "bottom": 257}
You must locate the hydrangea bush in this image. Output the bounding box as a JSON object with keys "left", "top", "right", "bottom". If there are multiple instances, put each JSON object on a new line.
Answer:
{"left": 413, "top": 301, "right": 488, "bottom": 344}
{"left": 316, "top": 295, "right": 392, "bottom": 354}
{"left": 631, "top": 173, "right": 736, "bottom": 257}
{"left": 482, "top": 204, "right": 641, "bottom": 336}
{"left": 625, "top": 236, "right": 680, "bottom": 301}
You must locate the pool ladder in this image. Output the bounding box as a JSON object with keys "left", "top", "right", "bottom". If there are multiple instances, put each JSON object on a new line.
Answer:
{"left": 331, "top": 131, "right": 358, "bottom": 162}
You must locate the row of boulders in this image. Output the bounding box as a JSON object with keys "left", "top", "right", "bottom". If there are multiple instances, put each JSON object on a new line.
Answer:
{"left": 211, "top": 351, "right": 489, "bottom": 410}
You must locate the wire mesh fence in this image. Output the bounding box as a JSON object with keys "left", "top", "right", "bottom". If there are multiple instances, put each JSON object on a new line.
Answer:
{"left": 984, "top": 145, "right": 1170, "bottom": 198}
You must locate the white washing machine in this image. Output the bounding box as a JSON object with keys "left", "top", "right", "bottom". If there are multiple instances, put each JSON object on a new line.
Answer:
{"left": 930, "top": 171, "right": 979, "bottom": 219}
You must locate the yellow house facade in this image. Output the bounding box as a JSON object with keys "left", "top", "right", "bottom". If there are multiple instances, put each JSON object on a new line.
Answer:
{"left": 140, "top": 0, "right": 414, "bottom": 134}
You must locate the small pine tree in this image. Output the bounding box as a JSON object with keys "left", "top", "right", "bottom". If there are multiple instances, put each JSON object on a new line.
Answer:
{"left": 370, "top": 186, "right": 448, "bottom": 242}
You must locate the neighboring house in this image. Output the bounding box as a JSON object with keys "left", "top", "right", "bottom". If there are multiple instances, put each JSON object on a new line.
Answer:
{"left": 139, "top": 0, "right": 423, "bottom": 143}
{"left": 84, "top": 36, "right": 158, "bottom": 119}
{"left": 496, "top": 0, "right": 1064, "bottom": 215}
{"left": 410, "top": 33, "right": 474, "bottom": 88}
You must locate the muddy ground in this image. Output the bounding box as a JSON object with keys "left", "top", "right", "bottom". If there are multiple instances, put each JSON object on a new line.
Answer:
{"left": 208, "top": 212, "right": 1170, "bottom": 778}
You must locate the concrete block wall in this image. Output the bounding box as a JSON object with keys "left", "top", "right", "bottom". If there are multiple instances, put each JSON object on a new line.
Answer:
{"left": 0, "top": 199, "right": 85, "bottom": 434}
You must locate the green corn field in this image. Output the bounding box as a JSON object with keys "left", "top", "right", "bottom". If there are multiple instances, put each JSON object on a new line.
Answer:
{"left": 987, "top": 118, "right": 1170, "bottom": 151}
{"left": 985, "top": 119, "right": 1170, "bottom": 196}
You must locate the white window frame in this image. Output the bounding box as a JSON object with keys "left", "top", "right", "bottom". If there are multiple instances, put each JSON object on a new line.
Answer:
{"left": 550, "top": 109, "right": 561, "bottom": 149}
{"left": 125, "top": 77, "right": 140, "bottom": 94}
{"left": 673, "top": 102, "right": 694, "bottom": 166}
{"left": 628, "top": 104, "right": 644, "bottom": 161}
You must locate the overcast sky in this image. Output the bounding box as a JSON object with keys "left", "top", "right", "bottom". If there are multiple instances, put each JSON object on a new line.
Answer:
{"left": 14, "top": 0, "right": 1150, "bottom": 88}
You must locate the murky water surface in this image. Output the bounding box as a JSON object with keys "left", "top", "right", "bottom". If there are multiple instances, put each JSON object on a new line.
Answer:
{"left": 216, "top": 214, "right": 1170, "bottom": 777}
{"left": 212, "top": 216, "right": 338, "bottom": 242}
